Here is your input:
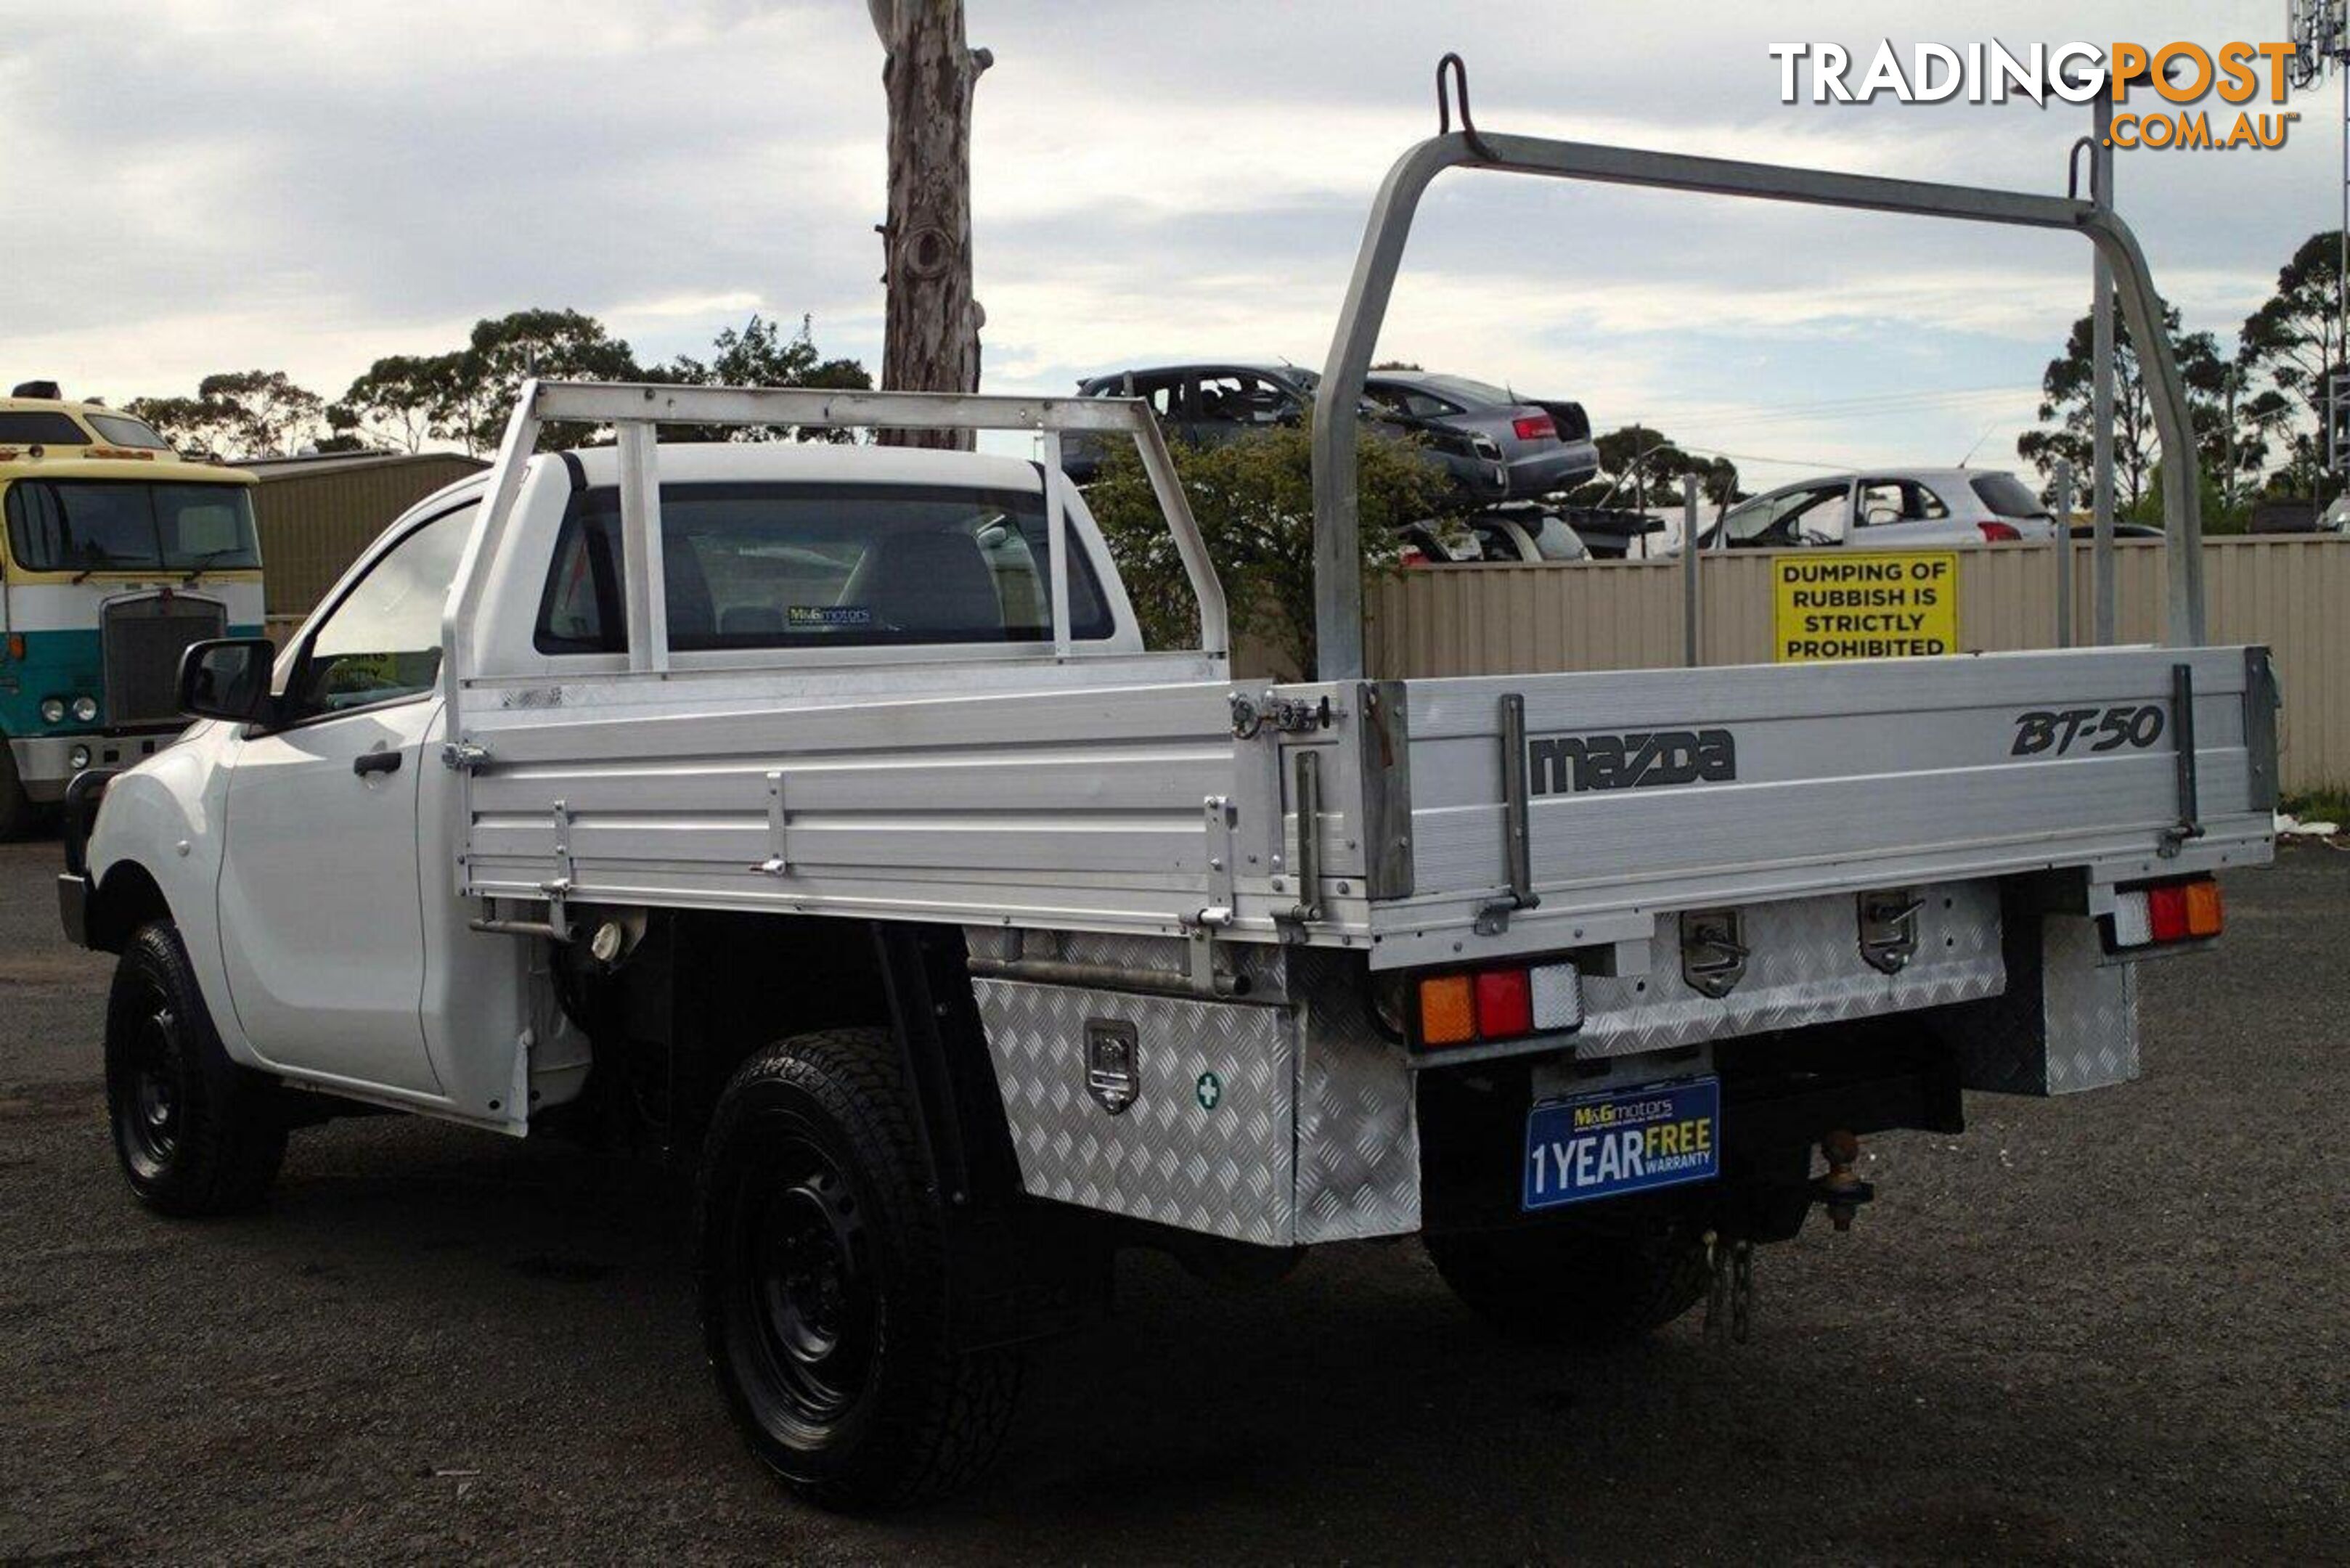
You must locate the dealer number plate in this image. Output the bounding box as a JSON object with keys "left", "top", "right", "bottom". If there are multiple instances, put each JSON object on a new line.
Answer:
{"left": 1522, "top": 1077, "right": 1721, "bottom": 1211}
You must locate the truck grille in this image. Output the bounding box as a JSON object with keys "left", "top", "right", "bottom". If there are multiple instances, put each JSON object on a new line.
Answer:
{"left": 102, "top": 595, "right": 227, "bottom": 725}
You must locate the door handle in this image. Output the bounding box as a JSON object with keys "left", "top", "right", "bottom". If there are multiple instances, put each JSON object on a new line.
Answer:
{"left": 354, "top": 749, "right": 403, "bottom": 777}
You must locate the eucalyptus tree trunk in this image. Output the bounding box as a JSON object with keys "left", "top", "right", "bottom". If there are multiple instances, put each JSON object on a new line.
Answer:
{"left": 870, "top": 0, "right": 990, "bottom": 450}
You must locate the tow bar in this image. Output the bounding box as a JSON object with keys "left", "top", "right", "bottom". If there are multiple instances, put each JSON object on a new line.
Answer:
{"left": 1812, "top": 1130, "right": 1877, "bottom": 1232}
{"left": 1706, "top": 1130, "right": 1878, "bottom": 1348}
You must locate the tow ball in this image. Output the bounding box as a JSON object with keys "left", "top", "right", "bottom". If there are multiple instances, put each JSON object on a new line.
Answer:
{"left": 1811, "top": 1130, "right": 1876, "bottom": 1232}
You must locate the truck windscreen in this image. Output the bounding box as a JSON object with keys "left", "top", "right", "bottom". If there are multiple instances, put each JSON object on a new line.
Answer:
{"left": 3, "top": 479, "right": 260, "bottom": 573}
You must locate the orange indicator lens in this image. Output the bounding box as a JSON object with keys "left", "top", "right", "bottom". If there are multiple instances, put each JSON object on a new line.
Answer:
{"left": 1417, "top": 975, "right": 1476, "bottom": 1046}
{"left": 2183, "top": 879, "right": 2224, "bottom": 939}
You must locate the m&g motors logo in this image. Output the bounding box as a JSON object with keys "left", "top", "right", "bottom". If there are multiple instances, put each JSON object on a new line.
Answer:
{"left": 1770, "top": 39, "right": 2304, "bottom": 150}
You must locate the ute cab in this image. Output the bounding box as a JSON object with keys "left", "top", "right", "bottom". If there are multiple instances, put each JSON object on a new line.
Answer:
{"left": 0, "top": 382, "right": 264, "bottom": 835}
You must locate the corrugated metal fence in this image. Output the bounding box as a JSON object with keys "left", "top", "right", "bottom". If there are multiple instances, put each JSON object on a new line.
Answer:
{"left": 1368, "top": 536, "right": 2350, "bottom": 793}
{"left": 253, "top": 454, "right": 486, "bottom": 640}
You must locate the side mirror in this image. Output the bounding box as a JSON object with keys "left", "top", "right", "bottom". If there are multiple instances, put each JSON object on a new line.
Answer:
{"left": 177, "top": 637, "right": 277, "bottom": 724}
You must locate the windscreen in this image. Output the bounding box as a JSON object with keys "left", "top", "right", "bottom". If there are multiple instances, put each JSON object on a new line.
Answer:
{"left": 3, "top": 479, "right": 259, "bottom": 572}
{"left": 86, "top": 413, "right": 172, "bottom": 449}
{"left": 1719, "top": 486, "right": 1845, "bottom": 545}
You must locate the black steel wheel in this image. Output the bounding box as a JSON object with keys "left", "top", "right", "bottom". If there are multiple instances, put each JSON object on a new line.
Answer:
{"left": 698, "top": 1029, "right": 1020, "bottom": 1508}
{"left": 735, "top": 1135, "right": 877, "bottom": 1437}
{"left": 114, "top": 991, "right": 187, "bottom": 1183}
{"left": 103, "top": 921, "right": 286, "bottom": 1215}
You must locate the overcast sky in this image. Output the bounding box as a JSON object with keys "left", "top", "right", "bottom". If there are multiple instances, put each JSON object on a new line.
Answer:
{"left": 2, "top": 1, "right": 2335, "bottom": 485}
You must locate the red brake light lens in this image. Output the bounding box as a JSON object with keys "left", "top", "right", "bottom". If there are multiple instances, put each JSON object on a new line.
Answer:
{"left": 1978, "top": 520, "right": 2021, "bottom": 542}
{"left": 1511, "top": 413, "right": 1556, "bottom": 442}
{"left": 2147, "top": 883, "right": 2190, "bottom": 942}
{"left": 1474, "top": 969, "right": 1533, "bottom": 1039}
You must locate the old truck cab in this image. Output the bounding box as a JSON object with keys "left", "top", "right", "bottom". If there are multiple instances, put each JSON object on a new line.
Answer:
{"left": 0, "top": 383, "right": 263, "bottom": 834}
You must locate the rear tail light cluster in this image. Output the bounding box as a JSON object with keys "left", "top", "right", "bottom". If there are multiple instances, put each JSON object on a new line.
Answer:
{"left": 1414, "top": 960, "right": 1582, "bottom": 1050}
{"left": 1977, "top": 520, "right": 2022, "bottom": 542}
{"left": 1511, "top": 412, "right": 1557, "bottom": 442}
{"left": 2108, "top": 875, "right": 2223, "bottom": 950}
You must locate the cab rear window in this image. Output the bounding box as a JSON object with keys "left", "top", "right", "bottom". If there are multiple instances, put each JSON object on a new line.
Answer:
{"left": 535, "top": 480, "right": 1114, "bottom": 653}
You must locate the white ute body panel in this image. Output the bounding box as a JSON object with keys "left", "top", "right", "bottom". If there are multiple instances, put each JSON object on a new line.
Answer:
{"left": 79, "top": 403, "right": 2274, "bottom": 1149}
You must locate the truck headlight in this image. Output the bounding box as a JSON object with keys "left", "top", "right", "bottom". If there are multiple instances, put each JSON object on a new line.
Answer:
{"left": 39, "top": 697, "right": 66, "bottom": 724}
{"left": 68, "top": 745, "right": 91, "bottom": 770}
{"left": 70, "top": 695, "right": 99, "bottom": 723}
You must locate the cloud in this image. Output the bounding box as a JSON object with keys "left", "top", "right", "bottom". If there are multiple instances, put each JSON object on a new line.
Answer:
{"left": 1, "top": 0, "right": 2331, "bottom": 483}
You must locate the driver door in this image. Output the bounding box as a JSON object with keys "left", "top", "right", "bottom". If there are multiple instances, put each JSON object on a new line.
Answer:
{"left": 216, "top": 504, "right": 475, "bottom": 1096}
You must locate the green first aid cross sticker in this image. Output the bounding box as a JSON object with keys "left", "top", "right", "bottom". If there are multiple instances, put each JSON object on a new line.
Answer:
{"left": 1195, "top": 1071, "right": 1222, "bottom": 1110}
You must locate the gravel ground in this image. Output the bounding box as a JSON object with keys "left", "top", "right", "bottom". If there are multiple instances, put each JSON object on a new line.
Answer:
{"left": 1, "top": 836, "right": 2343, "bottom": 1564}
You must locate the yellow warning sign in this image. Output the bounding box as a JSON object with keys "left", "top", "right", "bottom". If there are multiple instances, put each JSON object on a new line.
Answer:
{"left": 1774, "top": 551, "right": 1959, "bottom": 662}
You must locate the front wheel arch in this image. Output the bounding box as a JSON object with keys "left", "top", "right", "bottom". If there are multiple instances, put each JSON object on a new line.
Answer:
{"left": 86, "top": 861, "right": 172, "bottom": 955}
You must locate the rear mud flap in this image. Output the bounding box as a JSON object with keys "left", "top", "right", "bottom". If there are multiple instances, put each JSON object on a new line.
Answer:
{"left": 1948, "top": 909, "right": 2138, "bottom": 1095}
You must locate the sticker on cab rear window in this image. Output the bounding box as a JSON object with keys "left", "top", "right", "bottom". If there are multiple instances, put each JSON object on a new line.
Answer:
{"left": 786, "top": 605, "right": 872, "bottom": 628}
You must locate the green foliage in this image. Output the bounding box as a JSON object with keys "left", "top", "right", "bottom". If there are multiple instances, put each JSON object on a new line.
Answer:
{"left": 322, "top": 312, "right": 637, "bottom": 456}
{"left": 1084, "top": 421, "right": 1446, "bottom": 676}
{"left": 446, "top": 308, "right": 642, "bottom": 454}
{"left": 136, "top": 310, "right": 871, "bottom": 462}
{"left": 329, "top": 352, "right": 467, "bottom": 453}
{"left": 2280, "top": 781, "right": 2350, "bottom": 825}
{"left": 2121, "top": 458, "right": 2248, "bottom": 534}
{"left": 303, "top": 309, "right": 875, "bottom": 458}
{"left": 121, "top": 394, "right": 233, "bottom": 457}
{"left": 1567, "top": 425, "right": 1739, "bottom": 507}
{"left": 127, "top": 369, "right": 325, "bottom": 459}
{"left": 2017, "top": 303, "right": 2228, "bottom": 511}
{"left": 652, "top": 313, "right": 875, "bottom": 442}
{"left": 2028, "top": 230, "right": 2346, "bottom": 509}
{"left": 2237, "top": 229, "right": 2344, "bottom": 495}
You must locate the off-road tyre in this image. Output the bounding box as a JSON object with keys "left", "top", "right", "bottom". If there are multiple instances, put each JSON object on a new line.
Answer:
{"left": 698, "top": 1028, "right": 1021, "bottom": 1508}
{"left": 1425, "top": 1220, "right": 1712, "bottom": 1344}
{"left": 104, "top": 920, "right": 287, "bottom": 1215}
{"left": 0, "top": 743, "right": 39, "bottom": 841}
